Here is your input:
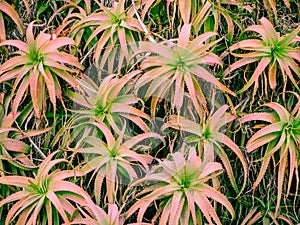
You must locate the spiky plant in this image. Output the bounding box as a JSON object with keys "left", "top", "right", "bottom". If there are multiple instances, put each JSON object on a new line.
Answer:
{"left": 70, "top": 119, "right": 162, "bottom": 204}
{"left": 126, "top": 149, "right": 235, "bottom": 225}
{"left": 135, "top": 24, "right": 235, "bottom": 116}
{"left": 0, "top": 95, "right": 51, "bottom": 169}
{"left": 69, "top": 203, "right": 151, "bottom": 225}
{"left": 70, "top": 0, "right": 143, "bottom": 61}
{"left": 241, "top": 101, "right": 300, "bottom": 214}
{"left": 163, "top": 104, "right": 248, "bottom": 194}
{"left": 224, "top": 17, "right": 300, "bottom": 93}
{"left": 66, "top": 71, "right": 150, "bottom": 134}
{"left": 0, "top": 21, "right": 83, "bottom": 118}
{"left": 0, "top": 151, "right": 97, "bottom": 225}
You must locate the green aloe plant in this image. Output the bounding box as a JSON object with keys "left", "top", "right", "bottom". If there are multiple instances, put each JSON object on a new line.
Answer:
{"left": 0, "top": 94, "right": 51, "bottom": 170}
{"left": 47, "top": 0, "right": 102, "bottom": 54}
{"left": 66, "top": 71, "right": 150, "bottom": 134}
{"left": 70, "top": 0, "right": 143, "bottom": 61}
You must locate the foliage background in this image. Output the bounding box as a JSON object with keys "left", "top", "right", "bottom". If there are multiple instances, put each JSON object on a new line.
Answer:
{"left": 0, "top": 0, "right": 299, "bottom": 224}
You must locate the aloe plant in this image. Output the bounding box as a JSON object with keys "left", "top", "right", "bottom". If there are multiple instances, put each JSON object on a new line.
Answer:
{"left": 126, "top": 149, "right": 235, "bottom": 225}
{"left": 0, "top": 112, "right": 51, "bottom": 170}
{"left": 241, "top": 206, "right": 294, "bottom": 225}
{"left": 0, "top": 21, "right": 83, "bottom": 118}
{"left": 69, "top": 119, "right": 162, "bottom": 204}
{"left": 0, "top": 0, "right": 299, "bottom": 224}
{"left": 69, "top": 203, "right": 151, "bottom": 225}
{"left": 66, "top": 71, "right": 150, "bottom": 134}
{"left": 0, "top": 95, "right": 51, "bottom": 169}
{"left": 224, "top": 17, "right": 300, "bottom": 93}
{"left": 70, "top": 0, "right": 143, "bottom": 61}
{"left": 163, "top": 104, "right": 248, "bottom": 194}
{"left": 0, "top": 151, "right": 96, "bottom": 225}
{"left": 69, "top": 203, "right": 122, "bottom": 225}
{"left": 47, "top": 0, "right": 102, "bottom": 54}
{"left": 241, "top": 101, "right": 300, "bottom": 214}
{"left": 135, "top": 24, "right": 235, "bottom": 116}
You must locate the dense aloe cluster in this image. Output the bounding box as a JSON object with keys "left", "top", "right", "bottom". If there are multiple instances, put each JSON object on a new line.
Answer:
{"left": 0, "top": 0, "right": 299, "bottom": 224}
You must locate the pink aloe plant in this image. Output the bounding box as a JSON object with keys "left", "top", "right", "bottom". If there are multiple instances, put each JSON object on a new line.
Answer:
{"left": 69, "top": 119, "right": 162, "bottom": 204}
{"left": 163, "top": 104, "right": 248, "bottom": 194}
{"left": 135, "top": 24, "right": 235, "bottom": 116}
{"left": 0, "top": 151, "right": 96, "bottom": 225}
{"left": 66, "top": 71, "right": 150, "bottom": 134}
{"left": 69, "top": 203, "right": 151, "bottom": 225}
{"left": 70, "top": 0, "right": 143, "bottom": 61}
{"left": 0, "top": 95, "right": 51, "bottom": 169}
{"left": 0, "top": 21, "right": 83, "bottom": 118}
{"left": 125, "top": 148, "right": 235, "bottom": 225}
{"left": 241, "top": 101, "right": 300, "bottom": 215}
{"left": 224, "top": 17, "right": 300, "bottom": 93}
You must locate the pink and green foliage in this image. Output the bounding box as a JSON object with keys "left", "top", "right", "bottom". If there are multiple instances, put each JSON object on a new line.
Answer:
{"left": 0, "top": 21, "right": 83, "bottom": 118}
{"left": 48, "top": 0, "right": 102, "bottom": 54}
{"left": 163, "top": 105, "right": 248, "bottom": 194}
{"left": 126, "top": 148, "right": 235, "bottom": 225}
{"left": 241, "top": 206, "right": 294, "bottom": 225}
{"left": 70, "top": 0, "right": 143, "bottom": 61}
{"left": 0, "top": 111, "right": 32, "bottom": 169}
{"left": 69, "top": 119, "right": 162, "bottom": 204}
{"left": 0, "top": 112, "right": 50, "bottom": 170}
{"left": 224, "top": 17, "right": 300, "bottom": 93}
{"left": 135, "top": 24, "right": 235, "bottom": 116}
{"left": 139, "top": 0, "right": 194, "bottom": 24}
{"left": 0, "top": 151, "right": 97, "bottom": 225}
{"left": 0, "top": 0, "right": 299, "bottom": 224}
{"left": 139, "top": 0, "right": 242, "bottom": 42}
{"left": 66, "top": 71, "right": 150, "bottom": 134}
{"left": 0, "top": 94, "right": 51, "bottom": 169}
{"left": 70, "top": 203, "right": 151, "bottom": 225}
{"left": 262, "top": 0, "right": 293, "bottom": 21}
{"left": 0, "top": 1, "right": 24, "bottom": 41}
{"left": 69, "top": 203, "right": 122, "bottom": 225}
{"left": 241, "top": 101, "right": 300, "bottom": 214}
